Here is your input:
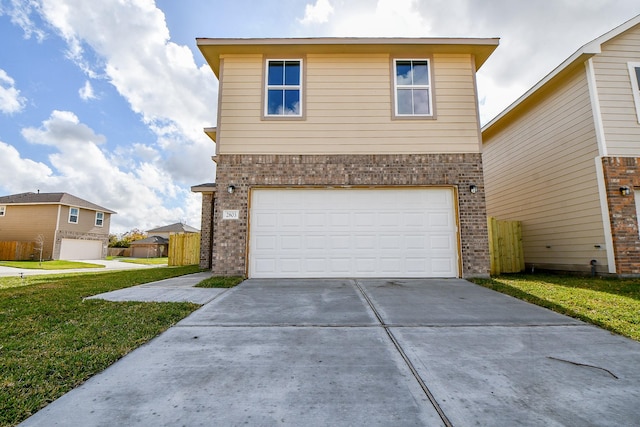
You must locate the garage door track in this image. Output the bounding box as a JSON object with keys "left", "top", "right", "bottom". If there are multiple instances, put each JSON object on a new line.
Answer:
{"left": 21, "top": 278, "right": 640, "bottom": 426}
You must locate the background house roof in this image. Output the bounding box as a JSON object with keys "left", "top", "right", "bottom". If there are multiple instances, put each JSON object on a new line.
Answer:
{"left": 482, "top": 13, "right": 640, "bottom": 137}
{"left": 129, "top": 236, "right": 169, "bottom": 245}
{"left": 197, "top": 37, "right": 500, "bottom": 77}
{"left": 147, "top": 222, "right": 199, "bottom": 234}
{"left": 0, "top": 192, "right": 116, "bottom": 214}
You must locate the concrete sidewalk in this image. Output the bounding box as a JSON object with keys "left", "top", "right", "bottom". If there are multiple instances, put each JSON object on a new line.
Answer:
{"left": 86, "top": 272, "right": 226, "bottom": 304}
{"left": 20, "top": 278, "right": 640, "bottom": 426}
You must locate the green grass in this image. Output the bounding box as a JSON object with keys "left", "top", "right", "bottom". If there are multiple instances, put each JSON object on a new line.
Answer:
{"left": 0, "top": 265, "right": 201, "bottom": 427}
{"left": 0, "top": 260, "right": 104, "bottom": 270}
{"left": 469, "top": 274, "right": 640, "bottom": 341}
{"left": 195, "top": 275, "right": 244, "bottom": 288}
{"left": 117, "top": 257, "right": 169, "bottom": 265}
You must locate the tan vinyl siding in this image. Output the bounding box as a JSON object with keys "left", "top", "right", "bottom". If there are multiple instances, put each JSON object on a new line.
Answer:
{"left": 218, "top": 53, "right": 481, "bottom": 154}
{"left": 0, "top": 205, "right": 58, "bottom": 258}
{"left": 57, "top": 206, "right": 111, "bottom": 236}
{"left": 593, "top": 24, "right": 640, "bottom": 155}
{"left": 483, "top": 67, "right": 607, "bottom": 270}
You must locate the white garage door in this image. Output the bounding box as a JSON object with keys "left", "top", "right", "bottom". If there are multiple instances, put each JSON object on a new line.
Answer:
{"left": 59, "top": 239, "right": 103, "bottom": 260}
{"left": 248, "top": 188, "right": 459, "bottom": 278}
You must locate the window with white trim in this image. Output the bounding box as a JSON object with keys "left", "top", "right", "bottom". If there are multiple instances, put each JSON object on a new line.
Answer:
{"left": 95, "top": 212, "right": 104, "bottom": 227}
{"left": 0, "top": 206, "right": 5, "bottom": 217}
{"left": 628, "top": 62, "right": 640, "bottom": 123}
{"left": 265, "top": 59, "right": 302, "bottom": 117}
{"left": 394, "top": 59, "right": 432, "bottom": 117}
{"left": 69, "top": 207, "right": 79, "bottom": 224}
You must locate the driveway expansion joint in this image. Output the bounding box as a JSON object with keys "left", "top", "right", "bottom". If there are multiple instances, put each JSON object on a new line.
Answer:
{"left": 353, "top": 279, "right": 454, "bottom": 427}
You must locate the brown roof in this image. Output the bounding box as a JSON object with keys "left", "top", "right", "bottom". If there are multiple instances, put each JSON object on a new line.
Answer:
{"left": 0, "top": 192, "right": 116, "bottom": 214}
{"left": 147, "top": 222, "right": 199, "bottom": 234}
{"left": 129, "top": 236, "right": 169, "bottom": 245}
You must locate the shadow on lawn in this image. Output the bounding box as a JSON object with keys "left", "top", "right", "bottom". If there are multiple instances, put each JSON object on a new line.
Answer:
{"left": 472, "top": 277, "right": 623, "bottom": 335}
{"left": 489, "top": 273, "right": 640, "bottom": 301}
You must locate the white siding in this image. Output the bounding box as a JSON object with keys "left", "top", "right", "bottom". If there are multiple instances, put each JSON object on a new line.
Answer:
{"left": 593, "top": 24, "right": 640, "bottom": 155}
{"left": 483, "top": 67, "right": 608, "bottom": 271}
{"left": 218, "top": 53, "right": 481, "bottom": 155}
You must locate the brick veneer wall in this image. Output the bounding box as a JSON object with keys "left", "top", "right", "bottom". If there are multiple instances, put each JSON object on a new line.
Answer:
{"left": 198, "top": 192, "right": 215, "bottom": 269}
{"left": 212, "top": 153, "right": 490, "bottom": 278}
{"left": 601, "top": 156, "right": 640, "bottom": 275}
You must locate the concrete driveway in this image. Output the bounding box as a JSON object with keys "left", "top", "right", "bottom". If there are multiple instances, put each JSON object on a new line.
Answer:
{"left": 20, "top": 278, "right": 640, "bottom": 426}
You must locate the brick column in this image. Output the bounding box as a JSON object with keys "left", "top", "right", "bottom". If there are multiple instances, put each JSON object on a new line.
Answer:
{"left": 601, "top": 156, "right": 640, "bottom": 275}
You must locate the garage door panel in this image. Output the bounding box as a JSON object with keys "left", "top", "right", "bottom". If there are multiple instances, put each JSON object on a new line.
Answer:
{"left": 249, "top": 188, "right": 458, "bottom": 278}
{"left": 59, "top": 239, "right": 103, "bottom": 260}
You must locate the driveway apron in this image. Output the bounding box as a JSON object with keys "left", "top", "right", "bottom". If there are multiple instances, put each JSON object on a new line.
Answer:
{"left": 20, "top": 278, "right": 640, "bottom": 426}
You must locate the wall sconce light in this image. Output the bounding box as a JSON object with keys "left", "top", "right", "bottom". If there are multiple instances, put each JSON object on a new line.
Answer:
{"left": 620, "top": 186, "right": 631, "bottom": 196}
{"left": 227, "top": 185, "right": 235, "bottom": 194}
{"left": 470, "top": 184, "right": 478, "bottom": 194}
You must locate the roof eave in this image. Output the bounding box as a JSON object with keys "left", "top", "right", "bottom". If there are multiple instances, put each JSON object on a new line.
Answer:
{"left": 197, "top": 37, "right": 500, "bottom": 77}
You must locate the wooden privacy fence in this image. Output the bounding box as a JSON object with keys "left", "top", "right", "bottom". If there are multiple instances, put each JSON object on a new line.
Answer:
{"left": 169, "top": 233, "right": 200, "bottom": 266}
{"left": 0, "top": 241, "right": 36, "bottom": 261}
{"left": 487, "top": 217, "right": 525, "bottom": 275}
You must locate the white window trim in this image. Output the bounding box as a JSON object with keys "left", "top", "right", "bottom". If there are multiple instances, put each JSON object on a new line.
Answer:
{"left": 628, "top": 62, "right": 640, "bottom": 124}
{"left": 68, "top": 207, "right": 79, "bottom": 224}
{"left": 393, "top": 58, "right": 433, "bottom": 118}
{"left": 0, "top": 206, "right": 5, "bottom": 217}
{"left": 264, "top": 58, "right": 303, "bottom": 118}
{"left": 95, "top": 211, "right": 104, "bottom": 227}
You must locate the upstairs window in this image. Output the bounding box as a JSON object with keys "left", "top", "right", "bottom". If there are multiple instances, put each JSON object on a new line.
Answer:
{"left": 394, "top": 59, "right": 432, "bottom": 117}
{"left": 265, "top": 59, "right": 302, "bottom": 117}
{"left": 69, "top": 207, "right": 79, "bottom": 224}
{"left": 0, "top": 206, "right": 5, "bottom": 217}
{"left": 95, "top": 212, "right": 104, "bottom": 227}
{"left": 628, "top": 62, "right": 640, "bottom": 123}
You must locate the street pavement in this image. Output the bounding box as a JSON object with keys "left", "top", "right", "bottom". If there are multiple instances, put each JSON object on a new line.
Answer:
{"left": 0, "top": 259, "right": 160, "bottom": 277}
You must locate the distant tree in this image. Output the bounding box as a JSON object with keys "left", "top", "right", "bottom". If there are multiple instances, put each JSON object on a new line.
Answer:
{"left": 108, "top": 229, "right": 147, "bottom": 248}
{"left": 122, "top": 228, "right": 147, "bottom": 243}
{"left": 35, "top": 234, "right": 45, "bottom": 265}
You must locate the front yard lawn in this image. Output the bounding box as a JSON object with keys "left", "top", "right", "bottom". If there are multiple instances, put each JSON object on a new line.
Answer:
{"left": 195, "top": 275, "right": 244, "bottom": 288}
{"left": 469, "top": 274, "right": 640, "bottom": 342}
{"left": 0, "top": 265, "right": 201, "bottom": 427}
{"left": 117, "top": 257, "right": 169, "bottom": 265}
{"left": 0, "top": 260, "right": 104, "bottom": 270}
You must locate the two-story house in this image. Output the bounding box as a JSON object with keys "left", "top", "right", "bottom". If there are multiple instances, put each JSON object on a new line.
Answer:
{"left": 482, "top": 15, "right": 640, "bottom": 276}
{"left": 0, "top": 192, "right": 115, "bottom": 260}
{"left": 193, "top": 37, "right": 499, "bottom": 278}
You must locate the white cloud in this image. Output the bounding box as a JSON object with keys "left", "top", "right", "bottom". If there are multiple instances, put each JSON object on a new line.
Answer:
{"left": 0, "top": 140, "right": 54, "bottom": 188}
{"left": 294, "top": 0, "right": 640, "bottom": 124}
{"left": 36, "top": 0, "right": 217, "bottom": 185}
{"left": 0, "top": 69, "right": 27, "bottom": 114}
{"left": 78, "top": 80, "right": 96, "bottom": 100}
{"left": 300, "top": 0, "right": 335, "bottom": 25}
{"left": 14, "top": 110, "right": 199, "bottom": 233}
{"left": 0, "top": 0, "right": 46, "bottom": 41}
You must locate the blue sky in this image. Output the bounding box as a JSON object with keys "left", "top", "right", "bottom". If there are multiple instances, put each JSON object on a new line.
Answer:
{"left": 1, "top": 0, "right": 639, "bottom": 234}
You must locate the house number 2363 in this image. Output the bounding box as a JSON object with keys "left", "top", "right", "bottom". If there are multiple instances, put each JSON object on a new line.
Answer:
{"left": 222, "top": 210, "right": 239, "bottom": 220}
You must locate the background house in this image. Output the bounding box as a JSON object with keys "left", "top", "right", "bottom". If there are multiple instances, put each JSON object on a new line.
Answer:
{"left": 129, "top": 235, "right": 169, "bottom": 258}
{"left": 0, "top": 192, "right": 115, "bottom": 260}
{"left": 482, "top": 15, "right": 640, "bottom": 276}
{"left": 193, "top": 37, "right": 498, "bottom": 278}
